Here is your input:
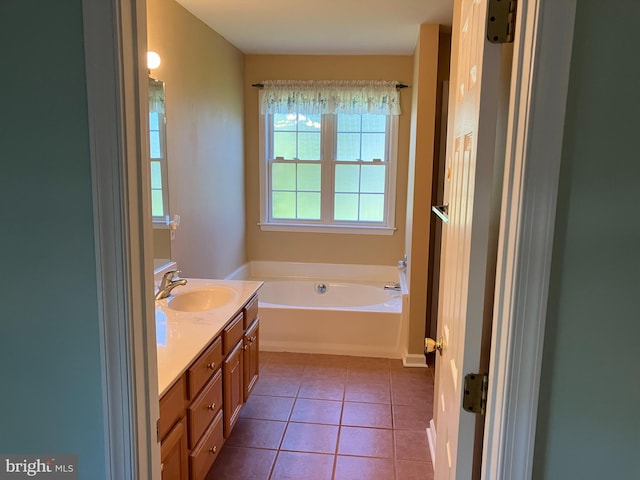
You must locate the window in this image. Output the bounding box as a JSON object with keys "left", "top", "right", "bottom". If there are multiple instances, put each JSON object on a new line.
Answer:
{"left": 258, "top": 80, "right": 401, "bottom": 234}
{"left": 149, "top": 78, "right": 169, "bottom": 222}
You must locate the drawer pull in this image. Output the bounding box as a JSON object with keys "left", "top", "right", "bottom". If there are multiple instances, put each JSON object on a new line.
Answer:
{"left": 160, "top": 463, "right": 164, "bottom": 472}
{"left": 207, "top": 403, "right": 216, "bottom": 411}
{"left": 209, "top": 446, "right": 217, "bottom": 454}
{"left": 207, "top": 362, "right": 216, "bottom": 370}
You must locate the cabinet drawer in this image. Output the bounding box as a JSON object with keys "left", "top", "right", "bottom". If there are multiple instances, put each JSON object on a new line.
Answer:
{"left": 159, "top": 375, "right": 187, "bottom": 441}
{"left": 189, "top": 409, "right": 223, "bottom": 480}
{"left": 243, "top": 294, "right": 259, "bottom": 329}
{"left": 187, "top": 336, "right": 222, "bottom": 399}
{"left": 187, "top": 368, "right": 222, "bottom": 449}
{"left": 222, "top": 312, "right": 244, "bottom": 356}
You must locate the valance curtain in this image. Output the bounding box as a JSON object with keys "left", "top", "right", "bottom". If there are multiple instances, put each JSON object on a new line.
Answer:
{"left": 259, "top": 80, "right": 401, "bottom": 116}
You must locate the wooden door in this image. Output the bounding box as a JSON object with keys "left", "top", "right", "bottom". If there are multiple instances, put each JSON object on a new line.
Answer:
{"left": 433, "top": 0, "right": 509, "bottom": 477}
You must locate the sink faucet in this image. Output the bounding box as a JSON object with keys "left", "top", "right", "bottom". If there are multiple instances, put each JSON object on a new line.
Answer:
{"left": 155, "top": 270, "right": 187, "bottom": 300}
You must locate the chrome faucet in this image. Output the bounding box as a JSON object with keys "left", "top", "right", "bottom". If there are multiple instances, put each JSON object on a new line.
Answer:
{"left": 155, "top": 270, "right": 187, "bottom": 300}
{"left": 384, "top": 282, "right": 402, "bottom": 291}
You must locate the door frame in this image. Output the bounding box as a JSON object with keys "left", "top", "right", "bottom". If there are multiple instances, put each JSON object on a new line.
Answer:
{"left": 85, "top": 0, "right": 577, "bottom": 478}
{"left": 482, "top": 0, "right": 577, "bottom": 478}
{"left": 82, "top": 0, "right": 160, "bottom": 478}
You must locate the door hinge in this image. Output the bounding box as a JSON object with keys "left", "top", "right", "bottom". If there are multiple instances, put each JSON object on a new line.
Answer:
{"left": 156, "top": 419, "right": 160, "bottom": 442}
{"left": 487, "top": 0, "right": 517, "bottom": 43}
{"left": 463, "top": 373, "right": 488, "bottom": 415}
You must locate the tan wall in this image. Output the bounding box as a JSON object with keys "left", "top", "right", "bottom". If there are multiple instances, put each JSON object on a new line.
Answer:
{"left": 405, "top": 25, "right": 441, "bottom": 355}
{"left": 147, "top": 0, "right": 246, "bottom": 278}
{"left": 244, "top": 55, "right": 414, "bottom": 266}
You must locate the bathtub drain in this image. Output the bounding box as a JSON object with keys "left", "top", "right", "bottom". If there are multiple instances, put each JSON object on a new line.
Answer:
{"left": 315, "top": 283, "right": 327, "bottom": 294}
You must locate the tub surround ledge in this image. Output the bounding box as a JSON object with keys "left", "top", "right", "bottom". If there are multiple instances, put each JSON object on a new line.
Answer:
{"left": 155, "top": 278, "right": 263, "bottom": 396}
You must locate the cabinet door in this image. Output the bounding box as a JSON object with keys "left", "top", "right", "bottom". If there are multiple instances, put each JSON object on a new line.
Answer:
{"left": 243, "top": 318, "right": 260, "bottom": 401}
{"left": 223, "top": 340, "right": 244, "bottom": 437}
{"left": 161, "top": 417, "right": 188, "bottom": 480}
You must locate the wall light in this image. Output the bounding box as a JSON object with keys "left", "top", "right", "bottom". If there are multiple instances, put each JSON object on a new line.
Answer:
{"left": 147, "top": 51, "right": 161, "bottom": 70}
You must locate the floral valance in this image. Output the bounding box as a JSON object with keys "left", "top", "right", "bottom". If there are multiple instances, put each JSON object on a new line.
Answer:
{"left": 259, "top": 80, "right": 401, "bottom": 116}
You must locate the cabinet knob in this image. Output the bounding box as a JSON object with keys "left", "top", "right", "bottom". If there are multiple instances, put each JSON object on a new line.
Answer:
{"left": 207, "top": 403, "right": 216, "bottom": 411}
{"left": 209, "top": 446, "right": 217, "bottom": 454}
{"left": 207, "top": 362, "right": 215, "bottom": 370}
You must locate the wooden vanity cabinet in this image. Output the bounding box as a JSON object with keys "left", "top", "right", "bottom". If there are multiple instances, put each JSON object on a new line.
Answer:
{"left": 159, "top": 293, "right": 261, "bottom": 480}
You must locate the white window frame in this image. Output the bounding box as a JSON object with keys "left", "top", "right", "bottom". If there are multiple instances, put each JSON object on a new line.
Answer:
{"left": 258, "top": 110, "right": 398, "bottom": 235}
{"left": 149, "top": 79, "right": 170, "bottom": 224}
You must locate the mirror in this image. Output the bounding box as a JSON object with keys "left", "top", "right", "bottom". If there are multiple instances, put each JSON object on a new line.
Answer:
{"left": 149, "top": 77, "right": 172, "bottom": 270}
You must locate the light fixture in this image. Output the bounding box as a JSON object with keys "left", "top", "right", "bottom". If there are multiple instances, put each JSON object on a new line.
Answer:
{"left": 147, "top": 51, "right": 161, "bottom": 70}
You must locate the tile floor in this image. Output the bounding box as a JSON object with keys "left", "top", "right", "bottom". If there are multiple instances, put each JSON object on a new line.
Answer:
{"left": 207, "top": 351, "right": 434, "bottom": 480}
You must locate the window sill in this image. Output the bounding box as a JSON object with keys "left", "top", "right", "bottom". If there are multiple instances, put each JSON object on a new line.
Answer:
{"left": 258, "top": 222, "right": 397, "bottom": 236}
{"left": 152, "top": 219, "right": 169, "bottom": 229}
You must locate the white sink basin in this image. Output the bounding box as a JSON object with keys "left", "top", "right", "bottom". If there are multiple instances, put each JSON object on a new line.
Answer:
{"left": 167, "top": 286, "right": 236, "bottom": 312}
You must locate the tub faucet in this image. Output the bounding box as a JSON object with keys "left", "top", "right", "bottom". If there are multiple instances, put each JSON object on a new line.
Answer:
{"left": 155, "top": 270, "right": 187, "bottom": 300}
{"left": 384, "top": 282, "right": 402, "bottom": 291}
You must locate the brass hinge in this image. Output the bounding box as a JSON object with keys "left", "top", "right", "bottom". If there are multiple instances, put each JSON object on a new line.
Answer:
{"left": 487, "top": 0, "right": 518, "bottom": 43}
{"left": 463, "top": 373, "right": 489, "bottom": 415}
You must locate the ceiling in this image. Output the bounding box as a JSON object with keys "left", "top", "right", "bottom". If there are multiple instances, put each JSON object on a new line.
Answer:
{"left": 175, "top": 0, "right": 453, "bottom": 55}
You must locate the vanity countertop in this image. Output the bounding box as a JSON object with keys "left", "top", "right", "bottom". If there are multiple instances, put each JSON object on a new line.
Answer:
{"left": 155, "top": 278, "right": 263, "bottom": 397}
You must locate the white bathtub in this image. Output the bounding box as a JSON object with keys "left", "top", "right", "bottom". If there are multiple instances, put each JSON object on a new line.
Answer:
{"left": 229, "top": 262, "right": 408, "bottom": 358}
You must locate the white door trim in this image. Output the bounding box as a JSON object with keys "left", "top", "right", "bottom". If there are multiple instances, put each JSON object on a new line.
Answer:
{"left": 482, "top": 1, "right": 577, "bottom": 479}
{"left": 82, "top": 0, "right": 160, "bottom": 478}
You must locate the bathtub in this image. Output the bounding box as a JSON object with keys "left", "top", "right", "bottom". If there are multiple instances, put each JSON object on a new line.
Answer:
{"left": 229, "top": 261, "right": 408, "bottom": 358}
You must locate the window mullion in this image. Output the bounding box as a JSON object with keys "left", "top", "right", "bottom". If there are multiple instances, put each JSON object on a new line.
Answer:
{"left": 322, "top": 114, "right": 335, "bottom": 223}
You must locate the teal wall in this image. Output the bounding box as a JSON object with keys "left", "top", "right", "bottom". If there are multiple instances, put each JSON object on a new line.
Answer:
{"left": 533, "top": 1, "right": 640, "bottom": 478}
{"left": 0, "top": 1, "right": 107, "bottom": 477}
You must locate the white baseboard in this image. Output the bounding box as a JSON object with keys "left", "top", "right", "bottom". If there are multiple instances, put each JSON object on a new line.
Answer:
{"left": 260, "top": 341, "right": 402, "bottom": 359}
{"left": 402, "top": 353, "right": 428, "bottom": 368}
{"left": 427, "top": 419, "right": 436, "bottom": 471}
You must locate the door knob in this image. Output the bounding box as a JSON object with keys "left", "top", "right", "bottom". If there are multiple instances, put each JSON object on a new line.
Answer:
{"left": 425, "top": 337, "right": 444, "bottom": 356}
